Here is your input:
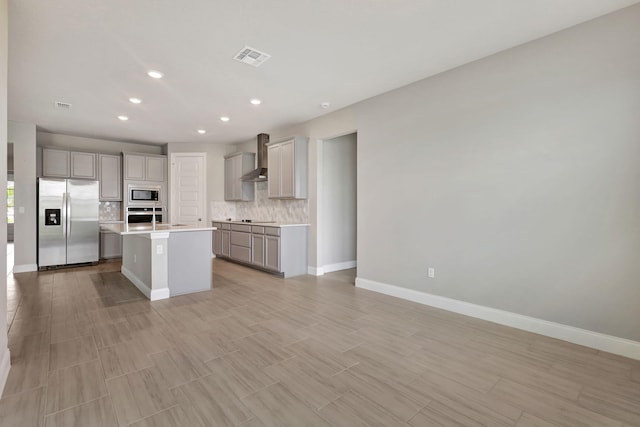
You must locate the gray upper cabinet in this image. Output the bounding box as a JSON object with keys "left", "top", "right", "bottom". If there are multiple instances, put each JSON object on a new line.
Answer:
{"left": 124, "top": 154, "right": 146, "bottom": 180}
{"left": 70, "top": 152, "right": 97, "bottom": 179}
{"left": 42, "top": 148, "right": 70, "bottom": 177}
{"left": 98, "top": 154, "right": 122, "bottom": 201}
{"left": 146, "top": 156, "right": 166, "bottom": 182}
{"left": 43, "top": 148, "right": 97, "bottom": 179}
{"left": 123, "top": 153, "right": 167, "bottom": 182}
{"left": 267, "top": 137, "right": 308, "bottom": 199}
{"left": 224, "top": 152, "right": 255, "bottom": 201}
{"left": 267, "top": 144, "right": 281, "bottom": 198}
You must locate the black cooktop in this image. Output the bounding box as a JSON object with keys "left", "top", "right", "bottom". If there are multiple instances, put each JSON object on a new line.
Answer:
{"left": 226, "top": 219, "right": 275, "bottom": 223}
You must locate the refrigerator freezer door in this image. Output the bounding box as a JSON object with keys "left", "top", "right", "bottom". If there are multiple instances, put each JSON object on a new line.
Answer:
{"left": 67, "top": 180, "right": 99, "bottom": 264}
{"left": 38, "top": 179, "right": 67, "bottom": 267}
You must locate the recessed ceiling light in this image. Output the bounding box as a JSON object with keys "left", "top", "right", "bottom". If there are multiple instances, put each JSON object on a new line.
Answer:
{"left": 197, "top": 129, "right": 206, "bottom": 134}
{"left": 129, "top": 97, "right": 142, "bottom": 104}
{"left": 250, "top": 99, "right": 261, "bottom": 105}
{"left": 147, "top": 70, "right": 163, "bottom": 79}
{"left": 320, "top": 102, "right": 331, "bottom": 109}
{"left": 118, "top": 115, "right": 129, "bottom": 121}
{"left": 220, "top": 116, "right": 230, "bottom": 122}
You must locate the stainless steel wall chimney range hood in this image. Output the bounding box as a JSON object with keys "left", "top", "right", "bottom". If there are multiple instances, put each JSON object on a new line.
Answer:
{"left": 241, "top": 133, "right": 270, "bottom": 182}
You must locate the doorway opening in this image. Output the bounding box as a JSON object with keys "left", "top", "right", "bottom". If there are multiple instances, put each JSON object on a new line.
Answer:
{"left": 320, "top": 132, "right": 357, "bottom": 282}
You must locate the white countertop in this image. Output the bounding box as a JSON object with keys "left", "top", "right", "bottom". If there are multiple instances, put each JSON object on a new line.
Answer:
{"left": 211, "top": 219, "right": 309, "bottom": 228}
{"left": 102, "top": 222, "right": 217, "bottom": 235}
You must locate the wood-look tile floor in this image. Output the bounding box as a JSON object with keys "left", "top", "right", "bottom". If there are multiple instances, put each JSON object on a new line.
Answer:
{"left": 1, "top": 259, "right": 639, "bottom": 426}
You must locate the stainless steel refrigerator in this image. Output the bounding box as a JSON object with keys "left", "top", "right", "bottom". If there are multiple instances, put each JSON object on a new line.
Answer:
{"left": 38, "top": 178, "right": 99, "bottom": 268}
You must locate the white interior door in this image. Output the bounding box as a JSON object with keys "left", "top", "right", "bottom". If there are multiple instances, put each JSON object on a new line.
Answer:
{"left": 170, "top": 153, "right": 206, "bottom": 225}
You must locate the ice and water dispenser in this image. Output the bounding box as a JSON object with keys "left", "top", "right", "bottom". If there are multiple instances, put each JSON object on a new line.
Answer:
{"left": 44, "top": 209, "right": 61, "bottom": 226}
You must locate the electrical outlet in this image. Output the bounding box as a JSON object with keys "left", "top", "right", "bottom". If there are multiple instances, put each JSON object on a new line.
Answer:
{"left": 428, "top": 268, "right": 435, "bottom": 278}
{"left": 156, "top": 245, "right": 163, "bottom": 255}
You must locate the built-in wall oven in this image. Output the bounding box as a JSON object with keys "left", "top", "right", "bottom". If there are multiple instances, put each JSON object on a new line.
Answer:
{"left": 128, "top": 185, "right": 160, "bottom": 205}
{"left": 127, "top": 207, "right": 163, "bottom": 224}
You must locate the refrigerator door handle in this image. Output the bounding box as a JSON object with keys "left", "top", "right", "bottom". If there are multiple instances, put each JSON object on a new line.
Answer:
{"left": 62, "top": 191, "right": 68, "bottom": 237}
{"left": 67, "top": 193, "right": 72, "bottom": 233}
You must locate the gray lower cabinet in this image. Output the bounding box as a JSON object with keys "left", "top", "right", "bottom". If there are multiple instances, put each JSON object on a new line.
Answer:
{"left": 212, "top": 221, "right": 307, "bottom": 277}
{"left": 212, "top": 223, "right": 232, "bottom": 258}
{"left": 213, "top": 229, "right": 223, "bottom": 255}
{"left": 230, "top": 228, "right": 251, "bottom": 263}
{"left": 251, "top": 234, "right": 264, "bottom": 266}
{"left": 221, "top": 230, "right": 231, "bottom": 257}
{"left": 264, "top": 235, "right": 280, "bottom": 271}
{"left": 99, "top": 230, "right": 122, "bottom": 259}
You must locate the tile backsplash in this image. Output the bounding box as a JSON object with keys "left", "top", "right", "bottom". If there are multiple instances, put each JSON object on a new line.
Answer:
{"left": 209, "top": 200, "right": 237, "bottom": 221}
{"left": 99, "top": 202, "right": 122, "bottom": 222}
{"left": 209, "top": 182, "right": 309, "bottom": 224}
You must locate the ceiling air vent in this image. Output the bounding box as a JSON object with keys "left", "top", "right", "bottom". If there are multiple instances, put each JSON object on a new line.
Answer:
{"left": 54, "top": 101, "right": 72, "bottom": 110}
{"left": 233, "top": 46, "right": 271, "bottom": 67}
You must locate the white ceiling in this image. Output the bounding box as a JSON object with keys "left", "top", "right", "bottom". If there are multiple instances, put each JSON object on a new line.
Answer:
{"left": 8, "top": 0, "right": 639, "bottom": 146}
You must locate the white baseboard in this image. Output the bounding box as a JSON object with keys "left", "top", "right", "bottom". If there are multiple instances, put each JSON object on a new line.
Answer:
{"left": 308, "top": 260, "right": 357, "bottom": 276}
{"left": 323, "top": 260, "right": 356, "bottom": 274}
{"left": 150, "top": 288, "right": 170, "bottom": 301}
{"left": 0, "top": 348, "right": 11, "bottom": 397}
{"left": 121, "top": 266, "right": 170, "bottom": 301}
{"left": 307, "top": 266, "right": 323, "bottom": 276}
{"left": 13, "top": 264, "right": 37, "bottom": 273}
{"left": 355, "top": 277, "right": 640, "bottom": 361}
{"left": 122, "top": 266, "right": 151, "bottom": 299}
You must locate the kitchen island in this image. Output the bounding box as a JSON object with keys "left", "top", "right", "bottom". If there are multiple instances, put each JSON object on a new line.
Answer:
{"left": 101, "top": 223, "right": 216, "bottom": 300}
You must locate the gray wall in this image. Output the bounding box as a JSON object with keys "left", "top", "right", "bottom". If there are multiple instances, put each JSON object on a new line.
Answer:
{"left": 355, "top": 5, "right": 640, "bottom": 341}
{"left": 322, "top": 133, "right": 357, "bottom": 266}
{"left": 8, "top": 121, "right": 37, "bottom": 270}
{"left": 0, "top": 0, "right": 9, "bottom": 392}
{"left": 122, "top": 235, "right": 152, "bottom": 287}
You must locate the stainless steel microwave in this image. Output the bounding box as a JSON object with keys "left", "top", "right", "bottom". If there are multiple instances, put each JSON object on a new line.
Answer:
{"left": 129, "top": 186, "right": 160, "bottom": 203}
